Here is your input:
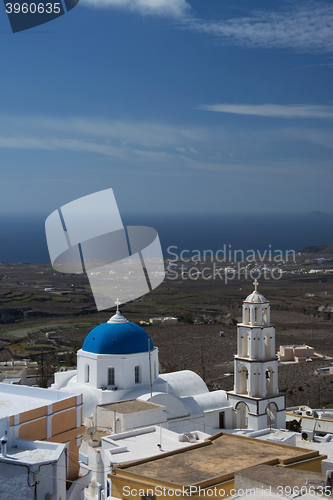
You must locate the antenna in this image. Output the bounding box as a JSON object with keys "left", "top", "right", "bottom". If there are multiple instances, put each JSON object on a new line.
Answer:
{"left": 157, "top": 424, "right": 163, "bottom": 451}
{"left": 87, "top": 426, "right": 96, "bottom": 437}
{"left": 148, "top": 336, "right": 153, "bottom": 399}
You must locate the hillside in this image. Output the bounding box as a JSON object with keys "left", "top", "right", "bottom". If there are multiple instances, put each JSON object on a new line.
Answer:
{"left": 300, "top": 243, "right": 333, "bottom": 255}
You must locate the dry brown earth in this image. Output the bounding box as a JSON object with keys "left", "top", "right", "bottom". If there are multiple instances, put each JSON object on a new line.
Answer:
{"left": 0, "top": 259, "right": 332, "bottom": 408}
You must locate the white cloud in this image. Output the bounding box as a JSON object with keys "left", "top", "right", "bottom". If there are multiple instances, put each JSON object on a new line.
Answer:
{"left": 272, "top": 127, "right": 333, "bottom": 149}
{"left": 0, "top": 136, "right": 126, "bottom": 158}
{"left": 0, "top": 114, "right": 332, "bottom": 182}
{"left": 81, "top": 0, "right": 190, "bottom": 17}
{"left": 198, "top": 103, "right": 333, "bottom": 120}
{"left": 296, "top": 62, "right": 333, "bottom": 69}
{"left": 2, "top": 115, "right": 210, "bottom": 152}
{"left": 77, "top": 2, "right": 333, "bottom": 53}
{"left": 182, "top": 3, "right": 333, "bottom": 53}
{"left": 78, "top": 2, "right": 333, "bottom": 53}
{"left": 0, "top": 115, "right": 210, "bottom": 164}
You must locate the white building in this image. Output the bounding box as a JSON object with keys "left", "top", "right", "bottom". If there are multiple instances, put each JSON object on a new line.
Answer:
{"left": 0, "top": 436, "right": 68, "bottom": 500}
{"left": 51, "top": 282, "right": 285, "bottom": 434}
{"left": 227, "top": 280, "right": 286, "bottom": 430}
{"left": 49, "top": 282, "right": 287, "bottom": 500}
{"left": 81, "top": 422, "right": 210, "bottom": 500}
{"left": 0, "top": 383, "right": 91, "bottom": 500}
{"left": 51, "top": 309, "right": 232, "bottom": 434}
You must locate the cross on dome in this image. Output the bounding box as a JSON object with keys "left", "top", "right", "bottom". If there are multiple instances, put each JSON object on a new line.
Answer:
{"left": 108, "top": 297, "right": 127, "bottom": 324}
{"left": 253, "top": 279, "right": 259, "bottom": 292}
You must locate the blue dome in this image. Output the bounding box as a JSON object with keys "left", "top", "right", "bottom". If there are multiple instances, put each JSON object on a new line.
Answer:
{"left": 82, "top": 321, "right": 154, "bottom": 355}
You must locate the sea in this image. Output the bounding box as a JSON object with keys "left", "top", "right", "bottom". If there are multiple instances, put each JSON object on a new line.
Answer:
{"left": 0, "top": 212, "right": 332, "bottom": 264}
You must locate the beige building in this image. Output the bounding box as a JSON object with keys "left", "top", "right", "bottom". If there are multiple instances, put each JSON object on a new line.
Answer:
{"left": 278, "top": 345, "right": 315, "bottom": 362}
{"left": 0, "top": 383, "right": 85, "bottom": 482}
{"left": 109, "top": 432, "right": 327, "bottom": 499}
{"left": 90, "top": 399, "right": 167, "bottom": 434}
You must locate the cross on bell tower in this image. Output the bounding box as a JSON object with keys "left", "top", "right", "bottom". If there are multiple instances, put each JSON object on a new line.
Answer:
{"left": 115, "top": 298, "right": 121, "bottom": 312}
{"left": 253, "top": 279, "right": 259, "bottom": 292}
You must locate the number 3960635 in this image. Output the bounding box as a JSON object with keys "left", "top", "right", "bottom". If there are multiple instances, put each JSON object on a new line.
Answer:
{"left": 5, "top": 3, "right": 61, "bottom": 13}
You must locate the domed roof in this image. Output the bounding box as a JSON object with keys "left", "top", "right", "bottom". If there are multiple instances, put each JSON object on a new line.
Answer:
{"left": 82, "top": 311, "right": 153, "bottom": 355}
{"left": 244, "top": 291, "right": 268, "bottom": 304}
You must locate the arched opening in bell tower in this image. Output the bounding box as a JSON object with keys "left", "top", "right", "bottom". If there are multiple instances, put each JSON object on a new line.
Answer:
{"left": 254, "top": 369, "right": 260, "bottom": 397}
{"left": 262, "top": 307, "right": 268, "bottom": 325}
{"left": 266, "top": 402, "right": 278, "bottom": 429}
{"left": 241, "top": 332, "right": 249, "bottom": 358}
{"left": 235, "top": 401, "right": 249, "bottom": 429}
{"left": 264, "top": 333, "right": 272, "bottom": 359}
{"left": 243, "top": 306, "right": 250, "bottom": 325}
{"left": 265, "top": 367, "right": 274, "bottom": 396}
{"left": 239, "top": 366, "right": 248, "bottom": 395}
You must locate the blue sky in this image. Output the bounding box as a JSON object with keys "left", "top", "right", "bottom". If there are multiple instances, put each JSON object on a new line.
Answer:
{"left": 1, "top": 0, "right": 333, "bottom": 214}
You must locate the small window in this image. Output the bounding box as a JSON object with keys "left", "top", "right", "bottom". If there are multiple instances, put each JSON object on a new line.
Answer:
{"left": 108, "top": 367, "right": 115, "bottom": 386}
{"left": 106, "top": 479, "right": 111, "bottom": 498}
{"left": 154, "top": 361, "right": 157, "bottom": 379}
{"left": 85, "top": 364, "right": 90, "bottom": 383}
{"left": 135, "top": 365, "right": 140, "bottom": 384}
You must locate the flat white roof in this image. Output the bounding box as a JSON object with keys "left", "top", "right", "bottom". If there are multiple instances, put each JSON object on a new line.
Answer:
{"left": 250, "top": 428, "right": 333, "bottom": 472}
{"left": 102, "top": 426, "right": 209, "bottom": 463}
{"left": 295, "top": 435, "right": 333, "bottom": 464}
{"left": 4, "top": 446, "right": 59, "bottom": 465}
{"left": 1, "top": 438, "right": 64, "bottom": 466}
{"left": 0, "top": 383, "right": 77, "bottom": 418}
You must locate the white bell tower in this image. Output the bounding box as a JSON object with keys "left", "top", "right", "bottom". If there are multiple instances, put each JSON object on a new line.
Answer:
{"left": 227, "top": 280, "right": 285, "bottom": 431}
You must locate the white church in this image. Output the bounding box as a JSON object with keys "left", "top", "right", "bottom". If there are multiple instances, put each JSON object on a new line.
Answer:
{"left": 51, "top": 280, "right": 285, "bottom": 433}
